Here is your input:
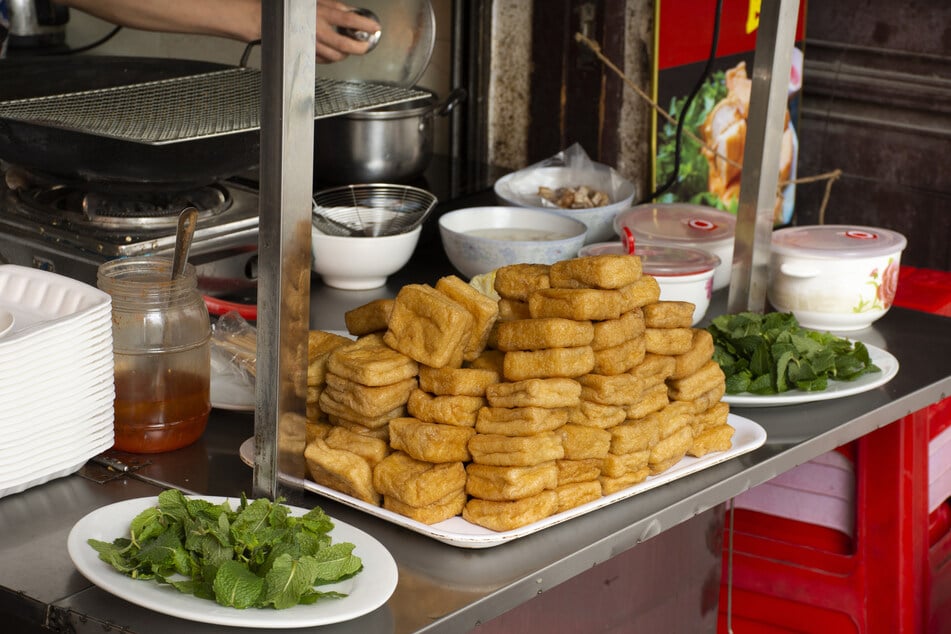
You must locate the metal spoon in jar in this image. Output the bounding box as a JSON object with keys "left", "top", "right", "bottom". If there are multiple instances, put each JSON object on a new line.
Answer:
{"left": 171, "top": 207, "right": 199, "bottom": 281}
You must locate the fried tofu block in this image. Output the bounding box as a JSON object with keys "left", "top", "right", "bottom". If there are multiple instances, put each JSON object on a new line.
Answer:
{"left": 305, "top": 419, "right": 333, "bottom": 444}
{"left": 694, "top": 401, "right": 730, "bottom": 433}
{"left": 475, "top": 406, "right": 569, "bottom": 436}
{"left": 318, "top": 390, "right": 404, "bottom": 430}
{"left": 304, "top": 438, "right": 380, "bottom": 505}
{"left": 617, "top": 276, "right": 661, "bottom": 312}
{"left": 654, "top": 401, "right": 695, "bottom": 439}
{"left": 554, "top": 480, "right": 603, "bottom": 512}
{"left": 644, "top": 327, "right": 695, "bottom": 355}
{"left": 388, "top": 417, "right": 475, "bottom": 463}
{"left": 323, "top": 425, "right": 390, "bottom": 469}
{"left": 344, "top": 299, "right": 394, "bottom": 337}
{"left": 592, "top": 336, "right": 646, "bottom": 375}
{"left": 601, "top": 449, "right": 650, "bottom": 479}
{"left": 373, "top": 451, "right": 467, "bottom": 507}
{"left": 609, "top": 416, "right": 661, "bottom": 454}
{"left": 465, "top": 461, "right": 559, "bottom": 501}
{"left": 670, "top": 329, "right": 715, "bottom": 380}
{"left": 529, "top": 287, "right": 623, "bottom": 321}
{"left": 631, "top": 353, "right": 677, "bottom": 381}
{"left": 328, "top": 333, "right": 419, "bottom": 387}
{"left": 406, "top": 388, "right": 485, "bottom": 428}
{"left": 598, "top": 467, "right": 650, "bottom": 494}
{"left": 558, "top": 423, "right": 612, "bottom": 460}
{"left": 687, "top": 382, "right": 727, "bottom": 414}
{"left": 328, "top": 416, "right": 391, "bottom": 441}
{"left": 463, "top": 490, "right": 559, "bottom": 531}
{"left": 486, "top": 377, "right": 582, "bottom": 409}
{"left": 577, "top": 372, "right": 644, "bottom": 406}
{"left": 323, "top": 372, "right": 417, "bottom": 418}
{"left": 383, "top": 488, "right": 467, "bottom": 525}
{"left": 623, "top": 382, "right": 669, "bottom": 420}
{"left": 498, "top": 297, "right": 532, "bottom": 321}
{"left": 667, "top": 359, "right": 726, "bottom": 402}
{"left": 566, "top": 398, "right": 627, "bottom": 429}
{"left": 549, "top": 254, "right": 642, "bottom": 290}
{"left": 418, "top": 365, "right": 500, "bottom": 397}
{"left": 688, "top": 423, "right": 735, "bottom": 457}
{"left": 556, "top": 458, "right": 604, "bottom": 485}
{"left": 384, "top": 284, "right": 473, "bottom": 368}
{"left": 436, "top": 274, "right": 500, "bottom": 361}
{"left": 503, "top": 346, "right": 595, "bottom": 381}
{"left": 307, "top": 330, "right": 353, "bottom": 386}
{"left": 495, "top": 317, "right": 594, "bottom": 351}
{"left": 591, "top": 309, "right": 645, "bottom": 350}
{"left": 494, "top": 263, "right": 551, "bottom": 301}
{"left": 467, "top": 431, "right": 565, "bottom": 466}
{"left": 643, "top": 301, "right": 696, "bottom": 329}
{"left": 648, "top": 425, "right": 693, "bottom": 474}
{"left": 466, "top": 348, "right": 506, "bottom": 375}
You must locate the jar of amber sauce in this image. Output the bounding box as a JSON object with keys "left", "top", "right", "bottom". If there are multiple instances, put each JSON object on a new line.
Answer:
{"left": 97, "top": 256, "right": 211, "bottom": 453}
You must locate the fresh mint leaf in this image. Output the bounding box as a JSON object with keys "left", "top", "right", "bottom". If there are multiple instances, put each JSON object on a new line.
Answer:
{"left": 88, "top": 490, "right": 363, "bottom": 610}
{"left": 708, "top": 312, "right": 881, "bottom": 394}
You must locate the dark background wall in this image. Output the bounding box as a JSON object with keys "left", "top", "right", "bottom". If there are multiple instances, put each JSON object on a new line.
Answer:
{"left": 795, "top": 1, "right": 951, "bottom": 271}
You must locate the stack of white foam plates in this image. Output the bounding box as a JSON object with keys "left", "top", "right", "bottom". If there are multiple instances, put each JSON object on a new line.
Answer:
{"left": 0, "top": 265, "right": 114, "bottom": 498}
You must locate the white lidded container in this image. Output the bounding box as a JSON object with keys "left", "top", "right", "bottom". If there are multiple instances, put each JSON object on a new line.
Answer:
{"left": 579, "top": 240, "right": 720, "bottom": 325}
{"left": 768, "top": 224, "right": 907, "bottom": 331}
{"left": 614, "top": 203, "right": 736, "bottom": 290}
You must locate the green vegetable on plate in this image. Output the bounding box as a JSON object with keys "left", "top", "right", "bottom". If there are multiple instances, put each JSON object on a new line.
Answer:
{"left": 87, "top": 489, "right": 362, "bottom": 610}
{"left": 707, "top": 311, "right": 881, "bottom": 395}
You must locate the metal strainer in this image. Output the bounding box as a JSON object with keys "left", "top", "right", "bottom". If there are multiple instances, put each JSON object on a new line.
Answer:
{"left": 312, "top": 184, "right": 438, "bottom": 237}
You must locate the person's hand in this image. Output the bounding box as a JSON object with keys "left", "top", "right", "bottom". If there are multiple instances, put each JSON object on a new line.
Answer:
{"left": 316, "top": 0, "right": 380, "bottom": 64}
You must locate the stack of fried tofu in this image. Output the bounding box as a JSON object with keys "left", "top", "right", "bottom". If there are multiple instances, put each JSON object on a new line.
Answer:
{"left": 301, "top": 254, "right": 733, "bottom": 532}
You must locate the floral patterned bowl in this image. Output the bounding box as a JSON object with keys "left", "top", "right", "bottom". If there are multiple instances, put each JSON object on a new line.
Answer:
{"left": 767, "top": 225, "right": 906, "bottom": 331}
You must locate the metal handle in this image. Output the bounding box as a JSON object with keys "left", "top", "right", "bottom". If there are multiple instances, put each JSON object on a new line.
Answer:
{"left": 337, "top": 8, "right": 382, "bottom": 52}
{"left": 171, "top": 207, "right": 198, "bottom": 281}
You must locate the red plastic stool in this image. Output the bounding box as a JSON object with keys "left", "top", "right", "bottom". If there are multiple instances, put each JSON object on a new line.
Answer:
{"left": 719, "top": 409, "right": 931, "bottom": 633}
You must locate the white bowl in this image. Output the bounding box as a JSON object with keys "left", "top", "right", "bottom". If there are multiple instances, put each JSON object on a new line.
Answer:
{"left": 311, "top": 224, "right": 422, "bottom": 290}
{"left": 614, "top": 203, "right": 735, "bottom": 291}
{"left": 439, "top": 207, "right": 588, "bottom": 279}
{"left": 494, "top": 165, "right": 637, "bottom": 244}
{"left": 767, "top": 225, "right": 907, "bottom": 331}
{"left": 579, "top": 241, "right": 719, "bottom": 325}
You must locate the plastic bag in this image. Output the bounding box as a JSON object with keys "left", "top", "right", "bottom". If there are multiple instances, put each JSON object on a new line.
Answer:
{"left": 496, "top": 143, "right": 630, "bottom": 209}
{"left": 210, "top": 310, "right": 257, "bottom": 391}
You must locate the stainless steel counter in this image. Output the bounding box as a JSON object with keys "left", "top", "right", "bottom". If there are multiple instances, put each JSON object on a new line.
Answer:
{"left": 2, "top": 206, "right": 949, "bottom": 632}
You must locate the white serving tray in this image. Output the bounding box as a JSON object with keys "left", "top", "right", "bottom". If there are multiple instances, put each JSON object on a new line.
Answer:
{"left": 241, "top": 413, "right": 766, "bottom": 549}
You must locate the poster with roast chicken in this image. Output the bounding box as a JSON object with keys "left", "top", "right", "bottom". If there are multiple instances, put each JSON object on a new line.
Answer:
{"left": 653, "top": 0, "right": 806, "bottom": 226}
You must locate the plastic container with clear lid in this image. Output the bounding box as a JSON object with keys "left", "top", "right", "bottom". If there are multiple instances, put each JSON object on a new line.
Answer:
{"left": 614, "top": 203, "right": 736, "bottom": 290}
{"left": 97, "top": 256, "right": 211, "bottom": 453}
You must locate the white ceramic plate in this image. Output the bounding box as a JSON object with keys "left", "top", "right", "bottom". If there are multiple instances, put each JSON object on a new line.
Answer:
{"left": 241, "top": 414, "right": 766, "bottom": 548}
{"left": 722, "top": 343, "right": 898, "bottom": 408}
{"left": 0, "top": 308, "right": 13, "bottom": 338}
{"left": 210, "top": 369, "right": 255, "bottom": 411}
{"left": 68, "top": 495, "right": 398, "bottom": 629}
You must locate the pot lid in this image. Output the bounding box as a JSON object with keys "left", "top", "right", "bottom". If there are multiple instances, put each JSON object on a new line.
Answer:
{"left": 771, "top": 224, "right": 907, "bottom": 258}
{"left": 614, "top": 203, "right": 735, "bottom": 246}
{"left": 316, "top": 0, "right": 435, "bottom": 88}
{"left": 580, "top": 240, "right": 720, "bottom": 276}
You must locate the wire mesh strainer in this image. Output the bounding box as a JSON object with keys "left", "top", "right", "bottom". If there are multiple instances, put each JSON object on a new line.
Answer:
{"left": 312, "top": 184, "right": 438, "bottom": 237}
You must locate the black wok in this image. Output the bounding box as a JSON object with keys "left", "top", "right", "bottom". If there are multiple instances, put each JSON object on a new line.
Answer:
{"left": 0, "top": 56, "right": 260, "bottom": 188}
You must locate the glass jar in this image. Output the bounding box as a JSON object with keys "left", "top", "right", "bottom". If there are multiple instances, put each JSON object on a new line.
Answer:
{"left": 97, "top": 256, "right": 211, "bottom": 453}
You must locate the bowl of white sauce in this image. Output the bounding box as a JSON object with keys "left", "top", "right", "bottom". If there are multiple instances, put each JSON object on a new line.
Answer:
{"left": 439, "top": 207, "right": 588, "bottom": 279}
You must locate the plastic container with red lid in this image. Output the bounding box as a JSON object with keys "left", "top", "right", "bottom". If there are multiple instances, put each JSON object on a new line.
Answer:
{"left": 614, "top": 203, "right": 736, "bottom": 290}
{"left": 768, "top": 225, "right": 908, "bottom": 331}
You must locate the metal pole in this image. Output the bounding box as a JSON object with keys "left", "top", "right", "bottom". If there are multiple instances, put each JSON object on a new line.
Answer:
{"left": 253, "top": 1, "right": 316, "bottom": 499}
{"left": 727, "top": 0, "right": 800, "bottom": 313}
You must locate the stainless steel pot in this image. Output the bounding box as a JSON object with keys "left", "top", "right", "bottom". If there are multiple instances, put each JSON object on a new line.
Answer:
{"left": 314, "top": 87, "right": 465, "bottom": 184}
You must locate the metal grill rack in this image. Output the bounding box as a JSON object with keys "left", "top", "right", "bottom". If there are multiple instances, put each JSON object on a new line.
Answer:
{"left": 0, "top": 68, "right": 427, "bottom": 145}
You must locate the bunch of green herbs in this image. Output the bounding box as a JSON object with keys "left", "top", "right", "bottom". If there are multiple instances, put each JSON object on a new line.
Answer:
{"left": 88, "top": 488, "right": 362, "bottom": 610}
{"left": 707, "top": 312, "right": 881, "bottom": 395}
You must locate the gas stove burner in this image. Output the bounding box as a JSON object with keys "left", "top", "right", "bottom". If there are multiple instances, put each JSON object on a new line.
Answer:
{"left": 12, "top": 182, "right": 232, "bottom": 232}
